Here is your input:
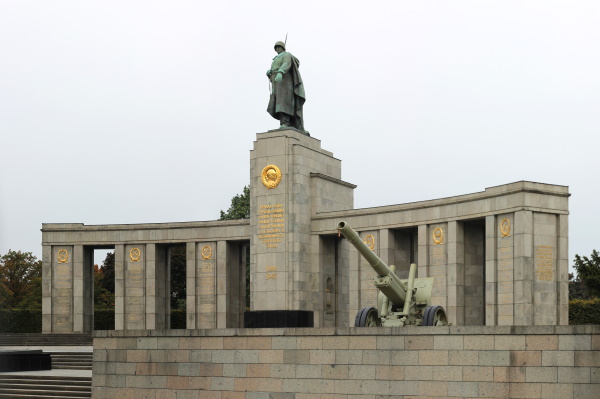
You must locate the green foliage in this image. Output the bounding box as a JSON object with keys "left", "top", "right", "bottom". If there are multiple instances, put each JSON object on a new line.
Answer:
{"left": 0, "top": 309, "right": 42, "bottom": 333}
{"left": 94, "top": 252, "right": 115, "bottom": 310}
{"left": 170, "top": 247, "right": 186, "bottom": 310}
{"left": 94, "top": 309, "right": 115, "bottom": 330}
{"left": 569, "top": 273, "right": 588, "bottom": 300}
{"left": 0, "top": 250, "right": 42, "bottom": 309}
{"left": 569, "top": 298, "right": 600, "bottom": 325}
{"left": 573, "top": 250, "right": 600, "bottom": 298}
{"left": 219, "top": 186, "right": 250, "bottom": 220}
{"left": 170, "top": 309, "right": 186, "bottom": 329}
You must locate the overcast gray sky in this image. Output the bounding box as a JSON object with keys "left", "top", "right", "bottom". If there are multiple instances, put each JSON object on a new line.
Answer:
{"left": 1, "top": 1, "right": 598, "bottom": 272}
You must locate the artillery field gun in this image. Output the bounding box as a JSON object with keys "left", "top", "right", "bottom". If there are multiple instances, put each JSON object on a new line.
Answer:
{"left": 337, "top": 221, "right": 449, "bottom": 327}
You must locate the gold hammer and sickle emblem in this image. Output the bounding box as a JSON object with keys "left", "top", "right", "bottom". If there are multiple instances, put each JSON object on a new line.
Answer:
{"left": 57, "top": 249, "right": 69, "bottom": 263}
{"left": 364, "top": 235, "right": 375, "bottom": 251}
{"left": 129, "top": 248, "right": 141, "bottom": 262}
{"left": 432, "top": 227, "right": 444, "bottom": 245}
{"left": 500, "top": 218, "right": 511, "bottom": 237}
{"left": 201, "top": 245, "right": 213, "bottom": 260}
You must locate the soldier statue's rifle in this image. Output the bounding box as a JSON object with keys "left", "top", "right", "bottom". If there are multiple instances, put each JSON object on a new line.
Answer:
{"left": 337, "top": 221, "right": 449, "bottom": 327}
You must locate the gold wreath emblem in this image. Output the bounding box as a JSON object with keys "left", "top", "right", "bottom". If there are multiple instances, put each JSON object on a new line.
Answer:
{"left": 261, "top": 164, "right": 282, "bottom": 189}
{"left": 129, "top": 248, "right": 141, "bottom": 262}
{"left": 364, "top": 235, "right": 375, "bottom": 251}
{"left": 201, "top": 245, "right": 213, "bottom": 260}
{"left": 500, "top": 218, "right": 511, "bottom": 237}
{"left": 432, "top": 227, "right": 444, "bottom": 245}
{"left": 57, "top": 249, "right": 69, "bottom": 263}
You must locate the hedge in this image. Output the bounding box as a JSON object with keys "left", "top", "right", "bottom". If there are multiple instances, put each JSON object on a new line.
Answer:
{"left": 569, "top": 298, "right": 600, "bottom": 325}
{"left": 5, "top": 302, "right": 594, "bottom": 330}
{"left": 0, "top": 310, "right": 42, "bottom": 333}
{"left": 94, "top": 309, "right": 115, "bottom": 330}
{"left": 171, "top": 309, "right": 186, "bottom": 329}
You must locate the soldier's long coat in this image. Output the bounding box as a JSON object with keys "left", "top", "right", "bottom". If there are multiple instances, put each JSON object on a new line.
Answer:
{"left": 267, "top": 51, "right": 305, "bottom": 131}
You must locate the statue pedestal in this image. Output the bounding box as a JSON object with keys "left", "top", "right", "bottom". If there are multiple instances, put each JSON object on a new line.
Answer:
{"left": 247, "top": 129, "right": 355, "bottom": 327}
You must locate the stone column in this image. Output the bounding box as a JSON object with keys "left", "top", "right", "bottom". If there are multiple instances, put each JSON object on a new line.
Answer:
{"left": 114, "top": 245, "right": 125, "bottom": 330}
{"left": 216, "top": 240, "right": 227, "bottom": 328}
{"left": 513, "top": 211, "right": 533, "bottom": 325}
{"left": 358, "top": 230, "right": 379, "bottom": 311}
{"left": 124, "top": 244, "right": 146, "bottom": 330}
{"left": 72, "top": 245, "right": 92, "bottom": 333}
{"left": 532, "top": 213, "right": 558, "bottom": 325}
{"left": 348, "top": 244, "right": 360, "bottom": 327}
{"left": 428, "top": 223, "right": 448, "bottom": 310}
{"left": 485, "top": 216, "right": 497, "bottom": 326}
{"left": 417, "top": 225, "right": 428, "bottom": 278}
{"left": 557, "top": 214, "right": 569, "bottom": 325}
{"left": 446, "top": 221, "right": 464, "bottom": 326}
{"left": 195, "top": 242, "right": 216, "bottom": 329}
{"left": 185, "top": 242, "right": 197, "bottom": 329}
{"left": 51, "top": 246, "right": 74, "bottom": 333}
{"left": 41, "top": 245, "right": 52, "bottom": 333}
{"left": 145, "top": 243, "right": 167, "bottom": 330}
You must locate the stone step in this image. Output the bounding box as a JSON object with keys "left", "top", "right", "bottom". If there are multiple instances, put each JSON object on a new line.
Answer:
{"left": 52, "top": 366, "right": 93, "bottom": 370}
{"left": 0, "top": 375, "right": 90, "bottom": 382}
{"left": 0, "top": 389, "right": 90, "bottom": 398}
{"left": 0, "top": 395, "right": 90, "bottom": 399}
{"left": 0, "top": 384, "right": 90, "bottom": 392}
{"left": 0, "top": 334, "right": 92, "bottom": 346}
{"left": 0, "top": 378, "right": 91, "bottom": 386}
{"left": 0, "top": 374, "right": 91, "bottom": 399}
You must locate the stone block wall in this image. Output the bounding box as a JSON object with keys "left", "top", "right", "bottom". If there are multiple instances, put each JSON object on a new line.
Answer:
{"left": 92, "top": 326, "right": 599, "bottom": 398}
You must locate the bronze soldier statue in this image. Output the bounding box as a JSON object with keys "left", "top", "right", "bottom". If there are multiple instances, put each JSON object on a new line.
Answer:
{"left": 266, "top": 41, "right": 307, "bottom": 134}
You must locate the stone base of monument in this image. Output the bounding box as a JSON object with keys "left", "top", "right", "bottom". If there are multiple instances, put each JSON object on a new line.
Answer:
{"left": 244, "top": 310, "right": 314, "bottom": 328}
{"left": 0, "top": 350, "right": 52, "bottom": 372}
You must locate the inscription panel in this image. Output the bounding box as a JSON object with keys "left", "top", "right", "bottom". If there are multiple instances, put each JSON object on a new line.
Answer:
{"left": 535, "top": 245, "right": 554, "bottom": 281}
{"left": 52, "top": 246, "right": 73, "bottom": 332}
{"left": 496, "top": 218, "right": 514, "bottom": 309}
{"left": 197, "top": 242, "right": 216, "bottom": 328}
{"left": 258, "top": 203, "right": 285, "bottom": 248}
{"left": 359, "top": 231, "right": 378, "bottom": 309}
{"left": 125, "top": 245, "right": 145, "bottom": 327}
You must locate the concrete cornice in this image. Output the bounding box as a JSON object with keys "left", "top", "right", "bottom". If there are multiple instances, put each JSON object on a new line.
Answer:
{"left": 310, "top": 172, "right": 357, "bottom": 188}
{"left": 313, "top": 181, "right": 569, "bottom": 221}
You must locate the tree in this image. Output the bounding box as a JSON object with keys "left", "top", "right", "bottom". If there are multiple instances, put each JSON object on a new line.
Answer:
{"left": 569, "top": 273, "right": 588, "bottom": 300}
{"left": 94, "top": 252, "right": 115, "bottom": 310}
{"left": 218, "top": 186, "right": 251, "bottom": 309}
{"left": 573, "top": 250, "right": 600, "bottom": 298}
{"left": 170, "top": 246, "right": 186, "bottom": 310}
{"left": 219, "top": 186, "right": 250, "bottom": 220}
{"left": 0, "top": 250, "right": 42, "bottom": 309}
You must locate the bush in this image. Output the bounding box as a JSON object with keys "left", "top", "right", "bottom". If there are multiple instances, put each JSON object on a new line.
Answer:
{"left": 170, "top": 309, "right": 186, "bottom": 329}
{"left": 0, "top": 309, "right": 42, "bottom": 333}
{"left": 94, "top": 309, "right": 115, "bottom": 330}
{"left": 569, "top": 298, "right": 600, "bottom": 325}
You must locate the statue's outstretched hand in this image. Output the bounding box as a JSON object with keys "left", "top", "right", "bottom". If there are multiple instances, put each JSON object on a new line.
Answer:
{"left": 266, "top": 70, "right": 272, "bottom": 77}
{"left": 274, "top": 72, "right": 283, "bottom": 83}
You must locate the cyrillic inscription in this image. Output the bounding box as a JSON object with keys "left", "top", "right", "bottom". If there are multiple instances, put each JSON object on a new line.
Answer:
{"left": 258, "top": 204, "right": 285, "bottom": 248}
{"left": 535, "top": 245, "right": 554, "bottom": 281}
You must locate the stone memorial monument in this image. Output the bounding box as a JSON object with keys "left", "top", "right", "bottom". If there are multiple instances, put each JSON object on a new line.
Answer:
{"left": 40, "top": 41, "right": 570, "bottom": 332}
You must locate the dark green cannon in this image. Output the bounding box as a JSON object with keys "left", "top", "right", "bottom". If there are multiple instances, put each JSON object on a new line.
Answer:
{"left": 337, "top": 221, "right": 449, "bottom": 327}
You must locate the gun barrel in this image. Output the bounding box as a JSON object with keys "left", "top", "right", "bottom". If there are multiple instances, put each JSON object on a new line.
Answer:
{"left": 337, "top": 221, "right": 408, "bottom": 305}
{"left": 337, "top": 221, "right": 389, "bottom": 277}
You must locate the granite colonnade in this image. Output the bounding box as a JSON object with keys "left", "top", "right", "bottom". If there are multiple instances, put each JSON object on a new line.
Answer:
{"left": 42, "top": 129, "right": 570, "bottom": 332}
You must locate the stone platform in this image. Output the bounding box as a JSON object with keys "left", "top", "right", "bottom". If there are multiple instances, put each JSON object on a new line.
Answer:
{"left": 92, "top": 325, "right": 599, "bottom": 399}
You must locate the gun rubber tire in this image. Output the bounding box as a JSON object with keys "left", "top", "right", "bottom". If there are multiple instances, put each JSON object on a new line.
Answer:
{"left": 354, "top": 307, "right": 381, "bottom": 327}
{"left": 423, "top": 305, "right": 448, "bottom": 326}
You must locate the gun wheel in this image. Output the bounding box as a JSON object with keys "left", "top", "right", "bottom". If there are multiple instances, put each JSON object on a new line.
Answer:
{"left": 423, "top": 305, "right": 448, "bottom": 326}
{"left": 355, "top": 307, "right": 381, "bottom": 327}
